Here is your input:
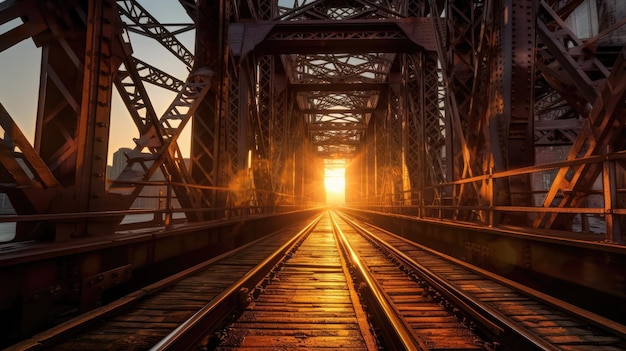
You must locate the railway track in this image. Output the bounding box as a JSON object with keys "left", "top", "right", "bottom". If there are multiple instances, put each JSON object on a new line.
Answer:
{"left": 7, "top": 210, "right": 626, "bottom": 350}
{"left": 212, "top": 212, "right": 484, "bottom": 350}
{"left": 334, "top": 211, "right": 626, "bottom": 351}
{"left": 6, "top": 214, "right": 323, "bottom": 351}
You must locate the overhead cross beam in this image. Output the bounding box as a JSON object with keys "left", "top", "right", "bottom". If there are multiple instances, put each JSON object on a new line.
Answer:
{"left": 229, "top": 18, "right": 437, "bottom": 57}
{"left": 301, "top": 108, "right": 375, "bottom": 114}
{"left": 290, "top": 83, "right": 387, "bottom": 92}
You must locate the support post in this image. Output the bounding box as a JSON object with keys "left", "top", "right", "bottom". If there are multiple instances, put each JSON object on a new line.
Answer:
{"left": 603, "top": 146, "right": 621, "bottom": 243}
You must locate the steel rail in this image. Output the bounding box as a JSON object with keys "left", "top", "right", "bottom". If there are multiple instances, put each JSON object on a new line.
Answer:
{"left": 344, "top": 213, "right": 626, "bottom": 339}
{"left": 337, "top": 211, "right": 561, "bottom": 351}
{"left": 329, "top": 211, "right": 425, "bottom": 351}
{"left": 5, "top": 221, "right": 314, "bottom": 351}
{"left": 149, "top": 213, "right": 324, "bottom": 351}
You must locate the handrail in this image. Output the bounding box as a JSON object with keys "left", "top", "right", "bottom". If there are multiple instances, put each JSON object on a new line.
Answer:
{"left": 0, "top": 175, "right": 324, "bottom": 242}
{"left": 345, "top": 149, "right": 626, "bottom": 242}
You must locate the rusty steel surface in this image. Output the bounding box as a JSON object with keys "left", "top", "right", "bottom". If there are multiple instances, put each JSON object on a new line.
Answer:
{"left": 1, "top": 0, "right": 626, "bottom": 347}
{"left": 4, "top": 210, "right": 626, "bottom": 350}
{"left": 215, "top": 211, "right": 483, "bottom": 350}
{"left": 5, "top": 215, "right": 319, "bottom": 350}
{"left": 216, "top": 214, "right": 379, "bottom": 350}
{"left": 337, "top": 211, "right": 626, "bottom": 350}
{"left": 0, "top": 0, "right": 623, "bottom": 240}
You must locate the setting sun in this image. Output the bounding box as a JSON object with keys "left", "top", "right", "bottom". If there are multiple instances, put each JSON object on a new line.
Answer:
{"left": 324, "top": 167, "right": 345, "bottom": 204}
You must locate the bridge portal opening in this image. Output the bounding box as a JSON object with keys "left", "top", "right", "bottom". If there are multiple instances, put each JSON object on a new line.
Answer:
{"left": 324, "top": 166, "right": 346, "bottom": 205}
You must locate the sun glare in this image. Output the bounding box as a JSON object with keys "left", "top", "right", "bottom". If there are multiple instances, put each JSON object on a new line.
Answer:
{"left": 325, "top": 175, "right": 344, "bottom": 193}
{"left": 324, "top": 167, "right": 345, "bottom": 204}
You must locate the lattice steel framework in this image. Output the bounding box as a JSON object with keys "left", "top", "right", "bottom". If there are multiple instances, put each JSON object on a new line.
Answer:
{"left": 1, "top": 0, "right": 625, "bottom": 242}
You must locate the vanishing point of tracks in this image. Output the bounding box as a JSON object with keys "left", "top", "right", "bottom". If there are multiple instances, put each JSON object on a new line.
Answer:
{"left": 8, "top": 210, "right": 626, "bottom": 350}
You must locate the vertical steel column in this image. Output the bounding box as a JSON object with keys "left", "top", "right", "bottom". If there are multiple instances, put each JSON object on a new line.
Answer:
{"left": 253, "top": 55, "right": 274, "bottom": 209}
{"left": 270, "top": 66, "right": 288, "bottom": 194}
{"left": 422, "top": 52, "right": 448, "bottom": 217}
{"left": 603, "top": 146, "right": 621, "bottom": 242}
{"left": 30, "top": 1, "right": 122, "bottom": 239}
{"left": 403, "top": 0, "right": 422, "bottom": 212}
{"left": 366, "top": 119, "right": 377, "bottom": 204}
{"left": 251, "top": 0, "right": 275, "bottom": 208}
{"left": 429, "top": 0, "right": 484, "bottom": 221}
{"left": 501, "top": 0, "right": 536, "bottom": 225}
{"left": 389, "top": 64, "right": 404, "bottom": 207}
{"left": 75, "top": 0, "right": 118, "bottom": 224}
{"left": 345, "top": 154, "right": 362, "bottom": 204}
{"left": 403, "top": 54, "right": 423, "bottom": 215}
{"left": 374, "top": 108, "right": 388, "bottom": 205}
{"left": 279, "top": 96, "right": 301, "bottom": 199}
{"left": 193, "top": 0, "right": 231, "bottom": 218}
{"left": 302, "top": 140, "right": 324, "bottom": 204}
{"left": 29, "top": 6, "right": 89, "bottom": 240}
{"left": 293, "top": 112, "right": 305, "bottom": 204}
{"left": 226, "top": 59, "right": 243, "bottom": 177}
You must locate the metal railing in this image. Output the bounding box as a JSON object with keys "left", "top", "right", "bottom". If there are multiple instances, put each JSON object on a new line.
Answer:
{"left": 348, "top": 150, "right": 626, "bottom": 244}
{"left": 0, "top": 179, "right": 322, "bottom": 243}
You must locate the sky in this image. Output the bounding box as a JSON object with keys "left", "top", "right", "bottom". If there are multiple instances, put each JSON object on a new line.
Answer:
{"left": 0, "top": 1, "right": 193, "bottom": 165}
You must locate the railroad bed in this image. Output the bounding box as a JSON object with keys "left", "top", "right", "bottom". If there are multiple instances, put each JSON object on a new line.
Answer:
{"left": 333, "top": 212, "right": 626, "bottom": 351}
{"left": 7, "top": 215, "right": 323, "bottom": 351}
{"left": 215, "top": 213, "right": 379, "bottom": 350}
{"left": 8, "top": 210, "right": 626, "bottom": 350}
{"left": 215, "top": 212, "right": 481, "bottom": 350}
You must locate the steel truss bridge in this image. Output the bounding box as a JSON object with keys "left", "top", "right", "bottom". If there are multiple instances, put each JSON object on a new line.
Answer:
{"left": 1, "top": 0, "right": 625, "bottom": 241}
{"left": 1, "top": 0, "right": 626, "bottom": 346}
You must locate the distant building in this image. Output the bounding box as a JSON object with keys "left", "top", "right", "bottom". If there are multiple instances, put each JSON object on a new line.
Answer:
{"left": 110, "top": 147, "right": 133, "bottom": 180}
{"left": 108, "top": 147, "right": 189, "bottom": 210}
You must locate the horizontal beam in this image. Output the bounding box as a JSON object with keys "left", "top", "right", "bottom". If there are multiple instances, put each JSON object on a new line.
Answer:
{"left": 308, "top": 123, "right": 366, "bottom": 131}
{"left": 229, "top": 18, "right": 436, "bottom": 56}
{"left": 302, "top": 108, "right": 375, "bottom": 114}
{"left": 0, "top": 0, "right": 48, "bottom": 53}
{"left": 290, "top": 82, "right": 388, "bottom": 92}
{"left": 313, "top": 140, "right": 361, "bottom": 146}
{"left": 315, "top": 151, "right": 356, "bottom": 159}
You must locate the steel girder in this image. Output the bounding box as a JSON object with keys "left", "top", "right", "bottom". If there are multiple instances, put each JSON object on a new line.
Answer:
{"left": 501, "top": 0, "right": 536, "bottom": 224}
{"left": 109, "top": 0, "right": 219, "bottom": 222}
{"left": 189, "top": 0, "right": 231, "bottom": 219}
{"left": 427, "top": 0, "right": 482, "bottom": 221}
{"left": 403, "top": 54, "right": 424, "bottom": 210}
{"left": 1, "top": 0, "right": 129, "bottom": 240}
{"left": 403, "top": 51, "right": 446, "bottom": 215}
{"left": 0, "top": 0, "right": 47, "bottom": 53}
{"left": 0, "top": 0, "right": 228, "bottom": 240}
{"left": 243, "top": 0, "right": 302, "bottom": 207}
{"left": 426, "top": 0, "right": 538, "bottom": 225}
{"left": 365, "top": 114, "right": 377, "bottom": 200}
{"left": 116, "top": 0, "right": 194, "bottom": 68}
{"left": 533, "top": 1, "right": 625, "bottom": 230}
{"left": 388, "top": 64, "right": 404, "bottom": 205}
{"left": 74, "top": 0, "right": 124, "bottom": 232}
{"left": 253, "top": 54, "right": 277, "bottom": 205}
{"left": 3, "top": 0, "right": 623, "bottom": 241}
{"left": 268, "top": 61, "right": 291, "bottom": 196}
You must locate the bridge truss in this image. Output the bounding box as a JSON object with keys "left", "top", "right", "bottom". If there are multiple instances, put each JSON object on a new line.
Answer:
{"left": 0, "top": 0, "right": 624, "bottom": 242}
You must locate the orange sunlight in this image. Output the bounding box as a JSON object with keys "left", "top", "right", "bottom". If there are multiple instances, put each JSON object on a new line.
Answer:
{"left": 324, "top": 167, "right": 345, "bottom": 205}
